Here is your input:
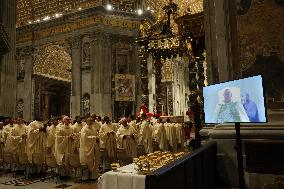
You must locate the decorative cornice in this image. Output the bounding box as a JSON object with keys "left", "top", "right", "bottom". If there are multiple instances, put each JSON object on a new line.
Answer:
{"left": 16, "top": 6, "right": 144, "bottom": 44}
{"left": 16, "top": 14, "right": 141, "bottom": 44}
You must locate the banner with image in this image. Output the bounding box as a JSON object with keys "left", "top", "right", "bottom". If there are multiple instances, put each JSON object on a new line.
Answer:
{"left": 115, "top": 74, "right": 135, "bottom": 101}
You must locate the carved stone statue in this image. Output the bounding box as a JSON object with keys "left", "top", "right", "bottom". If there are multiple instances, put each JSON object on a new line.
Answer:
{"left": 82, "top": 93, "right": 90, "bottom": 116}
{"left": 83, "top": 42, "right": 90, "bottom": 65}
{"left": 17, "top": 98, "right": 24, "bottom": 118}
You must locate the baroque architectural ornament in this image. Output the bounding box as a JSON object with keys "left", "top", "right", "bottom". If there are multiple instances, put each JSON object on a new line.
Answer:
{"left": 33, "top": 45, "right": 72, "bottom": 82}
{"left": 146, "top": 0, "right": 203, "bottom": 20}
{"left": 161, "top": 59, "right": 174, "bottom": 82}
{"left": 17, "top": 0, "right": 101, "bottom": 26}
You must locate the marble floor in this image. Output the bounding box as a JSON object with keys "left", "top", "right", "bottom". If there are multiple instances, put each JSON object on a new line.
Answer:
{"left": 0, "top": 169, "right": 99, "bottom": 189}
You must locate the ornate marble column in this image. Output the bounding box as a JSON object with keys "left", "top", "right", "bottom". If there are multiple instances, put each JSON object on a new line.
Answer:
{"left": 0, "top": 0, "right": 17, "bottom": 117}
{"left": 70, "top": 36, "right": 82, "bottom": 119}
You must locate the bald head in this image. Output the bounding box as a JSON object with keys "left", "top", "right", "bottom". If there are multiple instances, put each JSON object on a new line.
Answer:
{"left": 120, "top": 117, "right": 128, "bottom": 127}
{"left": 223, "top": 89, "right": 232, "bottom": 103}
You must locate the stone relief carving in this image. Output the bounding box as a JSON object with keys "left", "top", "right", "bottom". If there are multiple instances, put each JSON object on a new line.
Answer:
{"left": 82, "top": 42, "right": 90, "bottom": 65}
{"left": 82, "top": 93, "right": 90, "bottom": 116}
{"left": 16, "top": 98, "right": 24, "bottom": 118}
{"left": 17, "top": 58, "right": 26, "bottom": 79}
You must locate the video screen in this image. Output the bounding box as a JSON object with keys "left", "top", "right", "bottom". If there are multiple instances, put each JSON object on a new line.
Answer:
{"left": 203, "top": 75, "right": 267, "bottom": 124}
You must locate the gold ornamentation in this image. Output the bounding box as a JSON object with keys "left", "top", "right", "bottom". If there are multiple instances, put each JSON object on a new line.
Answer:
{"left": 161, "top": 59, "right": 174, "bottom": 82}
{"left": 33, "top": 45, "right": 72, "bottom": 82}
{"left": 146, "top": 0, "right": 203, "bottom": 20}
{"left": 16, "top": 15, "right": 140, "bottom": 43}
{"left": 17, "top": 0, "right": 102, "bottom": 27}
{"left": 134, "top": 151, "right": 188, "bottom": 174}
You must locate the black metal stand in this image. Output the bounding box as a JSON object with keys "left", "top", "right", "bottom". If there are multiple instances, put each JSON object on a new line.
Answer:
{"left": 234, "top": 122, "right": 246, "bottom": 189}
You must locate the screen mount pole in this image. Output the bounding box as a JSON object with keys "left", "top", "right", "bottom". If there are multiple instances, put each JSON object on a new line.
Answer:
{"left": 235, "top": 122, "right": 246, "bottom": 189}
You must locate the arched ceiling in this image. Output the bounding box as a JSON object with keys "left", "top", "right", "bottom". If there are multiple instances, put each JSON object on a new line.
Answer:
{"left": 16, "top": 0, "right": 203, "bottom": 27}
{"left": 33, "top": 45, "right": 72, "bottom": 82}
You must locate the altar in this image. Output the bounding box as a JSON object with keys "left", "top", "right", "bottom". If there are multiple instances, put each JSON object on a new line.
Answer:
{"left": 98, "top": 141, "right": 217, "bottom": 189}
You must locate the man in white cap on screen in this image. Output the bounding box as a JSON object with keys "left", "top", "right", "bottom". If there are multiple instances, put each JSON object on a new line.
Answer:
{"left": 55, "top": 115, "right": 73, "bottom": 166}
{"left": 213, "top": 88, "right": 249, "bottom": 123}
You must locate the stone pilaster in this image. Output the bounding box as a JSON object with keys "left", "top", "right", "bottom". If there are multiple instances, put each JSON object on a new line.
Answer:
{"left": 70, "top": 36, "right": 82, "bottom": 119}
{"left": 101, "top": 34, "right": 112, "bottom": 117}
{"left": 22, "top": 46, "right": 34, "bottom": 121}
{"left": 90, "top": 32, "right": 112, "bottom": 117}
{"left": 204, "top": 0, "right": 234, "bottom": 83}
{"left": 0, "top": 0, "right": 17, "bottom": 117}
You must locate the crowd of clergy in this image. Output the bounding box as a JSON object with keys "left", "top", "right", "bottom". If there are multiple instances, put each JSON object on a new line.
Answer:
{"left": 0, "top": 113, "right": 187, "bottom": 180}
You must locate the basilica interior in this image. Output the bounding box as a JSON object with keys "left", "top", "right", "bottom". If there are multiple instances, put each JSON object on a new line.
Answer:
{"left": 0, "top": 0, "right": 284, "bottom": 189}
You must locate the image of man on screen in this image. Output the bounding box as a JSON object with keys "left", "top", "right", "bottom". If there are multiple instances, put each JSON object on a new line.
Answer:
{"left": 213, "top": 88, "right": 249, "bottom": 123}
{"left": 241, "top": 92, "right": 259, "bottom": 122}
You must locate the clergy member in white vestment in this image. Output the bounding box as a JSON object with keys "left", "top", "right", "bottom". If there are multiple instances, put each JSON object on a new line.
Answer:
{"left": 116, "top": 118, "right": 138, "bottom": 158}
{"left": 99, "top": 116, "right": 117, "bottom": 166}
{"left": 152, "top": 118, "right": 168, "bottom": 151}
{"left": 175, "top": 121, "right": 186, "bottom": 151}
{"left": 56, "top": 115, "right": 65, "bottom": 132}
{"left": 139, "top": 114, "right": 153, "bottom": 154}
{"left": 4, "top": 117, "right": 27, "bottom": 160}
{"left": 3, "top": 119, "right": 15, "bottom": 144}
{"left": 46, "top": 118, "right": 59, "bottom": 156}
{"left": 80, "top": 117, "right": 100, "bottom": 180}
{"left": 164, "top": 118, "right": 177, "bottom": 152}
{"left": 128, "top": 115, "right": 139, "bottom": 133}
{"left": 26, "top": 118, "right": 46, "bottom": 163}
{"left": 71, "top": 116, "right": 84, "bottom": 154}
{"left": 55, "top": 116, "right": 73, "bottom": 166}
{"left": 91, "top": 113, "right": 101, "bottom": 134}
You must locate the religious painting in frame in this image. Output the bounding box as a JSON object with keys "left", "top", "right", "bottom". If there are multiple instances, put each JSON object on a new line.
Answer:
{"left": 115, "top": 74, "right": 135, "bottom": 101}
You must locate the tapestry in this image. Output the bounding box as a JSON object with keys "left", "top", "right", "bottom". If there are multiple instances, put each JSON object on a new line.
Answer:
{"left": 115, "top": 74, "right": 135, "bottom": 101}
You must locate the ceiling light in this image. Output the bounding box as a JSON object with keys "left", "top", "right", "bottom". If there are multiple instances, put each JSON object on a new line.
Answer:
{"left": 55, "top": 13, "right": 60, "bottom": 18}
{"left": 78, "top": 7, "right": 82, "bottom": 10}
{"left": 106, "top": 4, "right": 112, "bottom": 11}
{"left": 147, "top": 7, "right": 150, "bottom": 10}
{"left": 137, "top": 9, "right": 143, "bottom": 15}
{"left": 43, "top": 16, "right": 50, "bottom": 21}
